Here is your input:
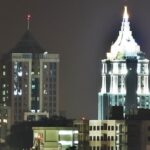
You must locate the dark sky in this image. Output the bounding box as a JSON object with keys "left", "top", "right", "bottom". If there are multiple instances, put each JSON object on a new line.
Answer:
{"left": 0, "top": 0, "right": 150, "bottom": 119}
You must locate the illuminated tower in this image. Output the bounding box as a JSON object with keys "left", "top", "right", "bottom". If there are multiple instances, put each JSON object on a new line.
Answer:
{"left": 98, "top": 6, "right": 150, "bottom": 119}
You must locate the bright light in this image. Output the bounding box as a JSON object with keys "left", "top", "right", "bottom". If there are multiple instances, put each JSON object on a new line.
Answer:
{"left": 58, "top": 141, "right": 72, "bottom": 146}
{"left": 73, "top": 130, "right": 78, "bottom": 134}
{"left": 3, "top": 119, "right": 7, "bottom": 123}
{"left": 59, "top": 130, "right": 73, "bottom": 135}
{"left": 18, "top": 71, "right": 22, "bottom": 77}
{"left": 123, "top": 6, "right": 129, "bottom": 20}
{"left": 14, "top": 90, "right": 17, "bottom": 95}
{"left": 74, "top": 141, "right": 78, "bottom": 144}
{"left": 31, "top": 110, "right": 35, "bottom": 113}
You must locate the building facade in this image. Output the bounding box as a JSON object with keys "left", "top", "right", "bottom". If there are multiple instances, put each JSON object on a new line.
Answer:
{"left": 89, "top": 120, "right": 127, "bottom": 150}
{"left": 32, "top": 127, "right": 78, "bottom": 150}
{"left": 0, "top": 31, "right": 60, "bottom": 126}
{"left": 73, "top": 118, "right": 89, "bottom": 150}
{"left": 98, "top": 6, "right": 150, "bottom": 120}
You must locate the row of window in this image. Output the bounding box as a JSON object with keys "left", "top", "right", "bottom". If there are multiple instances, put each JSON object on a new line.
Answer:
{"left": 90, "top": 125, "right": 122, "bottom": 131}
{"left": 90, "top": 146, "right": 122, "bottom": 150}
{"left": 90, "top": 135, "right": 121, "bottom": 141}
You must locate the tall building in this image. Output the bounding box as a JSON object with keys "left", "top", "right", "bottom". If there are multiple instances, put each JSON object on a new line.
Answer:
{"left": 89, "top": 6, "right": 150, "bottom": 150}
{"left": 0, "top": 30, "right": 60, "bottom": 125}
{"left": 98, "top": 6, "right": 150, "bottom": 120}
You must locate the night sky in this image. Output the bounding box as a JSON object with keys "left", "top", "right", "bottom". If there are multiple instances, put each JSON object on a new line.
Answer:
{"left": 0, "top": 0, "right": 150, "bottom": 119}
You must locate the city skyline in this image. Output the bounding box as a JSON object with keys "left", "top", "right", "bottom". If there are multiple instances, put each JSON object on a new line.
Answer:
{"left": 0, "top": 0, "right": 150, "bottom": 119}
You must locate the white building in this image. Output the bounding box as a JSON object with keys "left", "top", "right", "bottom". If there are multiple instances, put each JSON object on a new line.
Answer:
{"left": 98, "top": 6, "right": 150, "bottom": 119}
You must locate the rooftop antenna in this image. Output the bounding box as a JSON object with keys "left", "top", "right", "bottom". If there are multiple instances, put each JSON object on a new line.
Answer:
{"left": 26, "top": 14, "right": 31, "bottom": 30}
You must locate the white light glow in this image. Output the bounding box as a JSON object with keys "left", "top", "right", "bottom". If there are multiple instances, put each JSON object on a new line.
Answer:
{"left": 107, "top": 6, "right": 141, "bottom": 60}
{"left": 58, "top": 141, "right": 72, "bottom": 146}
{"left": 73, "top": 130, "right": 78, "bottom": 134}
{"left": 74, "top": 141, "right": 78, "bottom": 144}
{"left": 18, "top": 71, "right": 23, "bottom": 77}
{"left": 123, "top": 6, "right": 129, "bottom": 20}
{"left": 14, "top": 90, "right": 17, "bottom": 95}
{"left": 18, "top": 90, "right": 22, "bottom": 95}
{"left": 3, "top": 119, "right": 7, "bottom": 123}
{"left": 31, "top": 110, "right": 35, "bottom": 113}
{"left": 59, "top": 130, "right": 73, "bottom": 135}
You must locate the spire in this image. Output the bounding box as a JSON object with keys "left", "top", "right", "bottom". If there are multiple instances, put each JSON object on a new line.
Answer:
{"left": 123, "top": 6, "right": 129, "bottom": 20}
{"left": 107, "top": 6, "right": 141, "bottom": 60}
{"left": 26, "top": 14, "right": 31, "bottom": 30}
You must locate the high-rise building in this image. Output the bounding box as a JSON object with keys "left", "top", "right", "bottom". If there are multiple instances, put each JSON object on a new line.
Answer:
{"left": 0, "top": 30, "right": 60, "bottom": 125}
{"left": 98, "top": 6, "right": 150, "bottom": 120}
{"left": 89, "top": 7, "right": 150, "bottom": 150}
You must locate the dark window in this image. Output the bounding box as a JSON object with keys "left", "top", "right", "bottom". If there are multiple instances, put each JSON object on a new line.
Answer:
{"left": 97, "top": 126, "right": 100, "bottom": 130}
{"left": 111, "top": 126, "right": 114, "bottom": 130}
{"left": 90, "top": 126, "right": 92, "bottom": 130}
{"left": 116, "top": 126, "right": 118, "bottom": 130}
{"left": 90, "top": 136, "right": 92, "bottom": 140}
{"left": 104, "top": 123, "right": 107, "bottom": 130}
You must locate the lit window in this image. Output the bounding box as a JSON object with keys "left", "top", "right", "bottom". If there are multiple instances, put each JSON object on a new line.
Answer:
{"left": 31, "top": 110, "right": 35, "bottom": 113}
{"left": 3, "top": 65, "right": 6, "bottom": 69}
{"left": 2, "top": 97, "right": 5, "bottom": 101}
{"left": 18, "top": 71, "right": 23, "bottom": 77}
{"left": 44, "top": 65, "right": 47, "bottom": 69}
{"left": 14, "top": 90, "right": 17, "bottom": 95}
{"left": 18, "top": 90, "right": 22, "bottom": 95}
{"left": 2, "top": 91, "right": 5, "bottom": 95}
{"left": 32, "top": 85, "right": 35, "bottom": 89}
{"left": 43, "top": 90, "right": 47, "bottom": 94}
{"left": 3, "top": 72, "right": 6, "bottom": 76}
{"left": 3, "top": 84, "right": 6, "bottom": 88}
{"left": 3, "top": 119, "right": 7, "bottom": 123}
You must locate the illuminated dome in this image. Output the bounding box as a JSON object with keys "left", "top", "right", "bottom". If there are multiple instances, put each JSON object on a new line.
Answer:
{"left": 107, "top": 6, "right": 141, "bottom": 60}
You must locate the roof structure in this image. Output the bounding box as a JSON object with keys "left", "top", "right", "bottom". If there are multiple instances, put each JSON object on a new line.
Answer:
{"left": 107, "top": 6, "right": 141, "bottom": 60}
{"left": 10, "top": 30, "right": 44, "bottom": 54}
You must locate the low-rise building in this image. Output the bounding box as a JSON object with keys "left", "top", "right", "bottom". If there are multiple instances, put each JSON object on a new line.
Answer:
{"left": 32, "top": 126, "right": 78, "bottom": 150}
{"left": 89, "top": 120, "right": 127, "bottom": 150}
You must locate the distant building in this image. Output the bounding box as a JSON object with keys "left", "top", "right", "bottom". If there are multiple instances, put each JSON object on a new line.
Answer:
{"left": 32, "top": 127, "right": 78, "bottom": 150}
{"left": 0, "top": 30, "right": 60, "bottom": 126}
{"left": 98, "top": 6, "right": 150, "bottom": 120}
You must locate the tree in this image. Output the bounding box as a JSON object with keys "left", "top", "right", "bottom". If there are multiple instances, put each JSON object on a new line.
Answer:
{"left": 6, "top": 122, "right": 33, "bottom": 150}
